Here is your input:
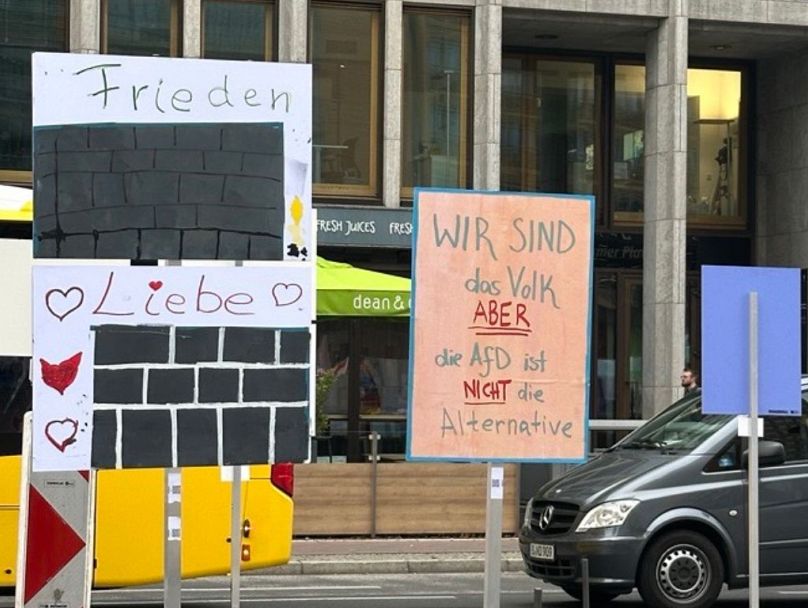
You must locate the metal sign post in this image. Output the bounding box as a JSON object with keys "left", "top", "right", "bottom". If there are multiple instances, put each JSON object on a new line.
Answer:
{"left": 748, "top": 292, "right": 759, "bottom": 608}
{"left": 230, "top": 466, "right": 242, "bottom": 608}
{"left": 164, "top": 468, "right": 181, "bottom": 608}
{"left": 483, "top": 463, "right": 504, "bottom": 608}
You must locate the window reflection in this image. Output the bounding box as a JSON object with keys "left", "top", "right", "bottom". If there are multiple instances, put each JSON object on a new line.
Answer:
{"left": 104, "top": 0, "right": 179, "bottom": 57}
{"left": 402, "top": 11, "right": 469, "bottom": 192}
{"left": 501, "top": 58, "right": 596, "bottom": 195}
{"left": 203, "top": 0, "right": 273, "bottom": 61}
{"left": 0, "top": 0, "right": 67, "bottom": 173}
{"left": 316, "top": 318, "right": 408, "bottom": 461}
{"left": 613, "top": 65, "right": 645, "bottom": 215}
{"left": 311, "top": 4, "right": 379, "bottom": 196}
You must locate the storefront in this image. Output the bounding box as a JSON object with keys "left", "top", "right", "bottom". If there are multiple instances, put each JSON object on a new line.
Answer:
{"left": 316, "top": 207, "right": 413, "bottom": 463}
{"left": 315, "top": 206, "right": 753, "bottom": 457}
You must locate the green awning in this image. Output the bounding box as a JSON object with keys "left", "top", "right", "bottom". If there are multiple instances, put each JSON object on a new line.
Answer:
{"left": 317, "top": 257, "right": 411, "bottom": 317}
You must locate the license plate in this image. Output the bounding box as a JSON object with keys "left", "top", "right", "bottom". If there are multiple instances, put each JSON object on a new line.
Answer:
{"left": 529, "top": 543, "right": 554, "bottom": 561}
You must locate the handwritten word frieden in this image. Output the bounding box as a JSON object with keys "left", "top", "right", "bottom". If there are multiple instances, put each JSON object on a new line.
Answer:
{"left": 74, "top": 63, "right": 292, "bottom": 114}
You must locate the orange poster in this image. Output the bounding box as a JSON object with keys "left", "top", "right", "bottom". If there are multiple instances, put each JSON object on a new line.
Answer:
{"left": 407, "top": 190, "right": 593, "bottom": 462}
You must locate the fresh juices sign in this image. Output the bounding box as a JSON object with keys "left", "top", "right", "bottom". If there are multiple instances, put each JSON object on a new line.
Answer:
{"left": 408, "top": 191, "right": 594, "bottom": 462}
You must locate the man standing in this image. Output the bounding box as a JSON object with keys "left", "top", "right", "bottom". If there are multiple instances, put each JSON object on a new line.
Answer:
{"left": 681, "top": 367, "right": 699, "bottom": 394}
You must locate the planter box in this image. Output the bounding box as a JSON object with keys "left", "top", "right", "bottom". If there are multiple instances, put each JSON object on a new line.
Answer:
{"left": 294, "top": 462, "right": 518, "bottom": 536}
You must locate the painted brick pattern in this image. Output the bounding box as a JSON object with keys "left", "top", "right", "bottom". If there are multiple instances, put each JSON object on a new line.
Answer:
{"left": 91, "top": 325, "right": 310, "bottom": 469}
{"left": 34, "top": 123, "right": 285, "bottom": 260}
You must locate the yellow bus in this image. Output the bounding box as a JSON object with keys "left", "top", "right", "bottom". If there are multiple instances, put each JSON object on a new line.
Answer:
{"left": 0, "top": 187, "right": 295, "bottom": 589}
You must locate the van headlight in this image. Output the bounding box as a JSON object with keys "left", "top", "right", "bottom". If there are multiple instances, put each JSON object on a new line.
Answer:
{"left": 576, "top": 500, "right": 639, "bottom": 532}
{"left": 523, "top": 498, "right": 534, "bottom": 528}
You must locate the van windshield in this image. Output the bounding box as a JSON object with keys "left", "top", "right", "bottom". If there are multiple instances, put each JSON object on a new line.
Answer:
{"left": 616, "top": 392, "right": 731, "bottom": 452}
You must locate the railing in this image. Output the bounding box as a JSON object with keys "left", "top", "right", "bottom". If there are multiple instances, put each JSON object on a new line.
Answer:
{"left": 313, "top": 418, "right": 648, "bottom": 464}
{"left": 314, "top": 420, "right": 647, "bottom": 537}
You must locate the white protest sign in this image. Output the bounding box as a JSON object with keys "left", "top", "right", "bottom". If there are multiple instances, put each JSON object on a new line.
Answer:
{"left": 32, "top": 264, "right": 313, "bottom": 472}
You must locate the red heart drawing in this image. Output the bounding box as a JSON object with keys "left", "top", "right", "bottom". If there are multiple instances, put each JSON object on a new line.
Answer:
{"left": 45, "top": 287, "right": 85, "bottom": 322}
{"left": 40, "top": 352, "right": 83, "bottom": 395}
{"left": 45, "top": 418, "right": 79, "bottom": 453}
{"left": 272, "top": 283, "right": 303, "bottom": 307}
{"left": 149, "top": 280, "right": 163, "bottom": 291}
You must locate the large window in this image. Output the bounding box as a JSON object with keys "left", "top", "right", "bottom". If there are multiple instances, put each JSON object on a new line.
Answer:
{"left": 0, "top": 1, "right": 67, "bottom": 180}
{"left": 687, "top": 69, "right": 743, "bottom": 225}
{"left": 501, "top": 57, "right": 598, "bottom": 197}
{"left": 612, "top": 64, "right": 645, "bottom": 217}
{"left": 503, "top": 57, "right": 747, "bottom": 228}
{"left": 310, "top": 3, "right": 380, "bottom": 198}
{"left": 203, "top": 0, "right": 274, "bottom": 61}
{"left": 611, "top": 64, "right": 744, "bottom": 226}
{"left": 401, "top": 10, "right": 470, "bottom": 195}
{"left": 102, "top": 0, "right": 182, "bottom": 57}
{"left": 317, "top": 318, "right": 408, "bottom": 462}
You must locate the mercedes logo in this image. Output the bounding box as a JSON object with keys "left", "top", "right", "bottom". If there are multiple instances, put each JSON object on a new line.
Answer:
{"left": 538, "top": 505, "right": 554, "bottom": 531}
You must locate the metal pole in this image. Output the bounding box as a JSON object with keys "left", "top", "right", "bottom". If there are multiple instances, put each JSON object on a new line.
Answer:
{"left": 164, "top": 468, "right": 181, "bottom": 608}
{"left": 369, "top": 432, "right": 379, "bottom": 538}
{"left": 230, "top": 466, "right": 242, "bottom": 608}
{"left": 532, "top": 588, "right": 543, "bottom": 608}
{"left": 483, "top": 463, "right": 503, "bottom": 608}
{"left": 582, "top": 557, "right": 590, "bottom": 608}
{"left": 748, "top": 292, "right": 760, "bottom": 608}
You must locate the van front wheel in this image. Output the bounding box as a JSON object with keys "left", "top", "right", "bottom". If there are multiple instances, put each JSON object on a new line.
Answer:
{"left": 638, "top": 530, "right": 724, "bottom": 608}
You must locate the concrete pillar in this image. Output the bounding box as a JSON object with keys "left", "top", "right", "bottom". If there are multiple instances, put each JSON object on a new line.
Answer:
{"left": 473, "top": 0, "right": 501, "bottom": 191}
{"left": 642, "top": 0, "right": 688, "bottom": 417}
{"left": 183, "top": 0, "right": 202, "bottom": 58}
{"left": 383, "top": 1, "right": 403, "bottom": 208}
{"left": 278, "top": 0, "right": 308, "bottom": 63}
{"left": 69, "top": 0, "right": 100, "bottom": 54}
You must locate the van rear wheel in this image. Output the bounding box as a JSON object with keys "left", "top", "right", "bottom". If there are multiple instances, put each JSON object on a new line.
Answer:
{"left": 638, "top": 530, "right": 724, "bottom": 608}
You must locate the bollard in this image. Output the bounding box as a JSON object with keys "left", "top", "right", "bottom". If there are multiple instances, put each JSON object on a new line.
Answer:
{"left": 533, "top": 587, "right": 543, "bottom": 608}
{"left": 369, "top": 432, "right": 380, "bottom": 538}
{"left": 582, "top": 558, "right": 590, "bottom": 608}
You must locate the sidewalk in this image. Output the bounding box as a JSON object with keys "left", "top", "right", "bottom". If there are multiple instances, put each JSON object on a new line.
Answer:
{"left": 266, "top": 537, "right": 524, "bottom": 576}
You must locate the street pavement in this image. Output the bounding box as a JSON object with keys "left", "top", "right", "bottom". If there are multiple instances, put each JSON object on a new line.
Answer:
{"left": 2, "top": 572, "right": 808, "bottom": 607}
{"left": 2, "top": 538, "right": 808, "bottom": 606}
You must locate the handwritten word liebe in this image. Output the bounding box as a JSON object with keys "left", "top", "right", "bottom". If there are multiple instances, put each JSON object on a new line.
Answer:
{"left": 44, "top": 271, "right": 303, "bottom": 322}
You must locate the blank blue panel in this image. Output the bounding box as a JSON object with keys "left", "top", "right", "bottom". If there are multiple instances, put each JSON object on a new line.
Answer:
{"left": 702, "top": 265, "right": 801, "bottom": 416}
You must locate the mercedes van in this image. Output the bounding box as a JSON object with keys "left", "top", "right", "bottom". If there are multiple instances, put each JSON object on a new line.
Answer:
{"left": 520, "top": 383, "right": 808, "bottom": 608}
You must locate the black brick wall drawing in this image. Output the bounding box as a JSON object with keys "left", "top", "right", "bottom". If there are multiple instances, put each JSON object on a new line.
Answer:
{"left": 90, "top": 324, "right": 310, "bottom": 469}
{"left": 34, "top": 123, "right": 285, "bottom": 260}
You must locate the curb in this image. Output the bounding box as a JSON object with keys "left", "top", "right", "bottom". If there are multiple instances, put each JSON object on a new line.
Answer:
{"left": 263, "top": 554, "right": 525, "bottom": 576}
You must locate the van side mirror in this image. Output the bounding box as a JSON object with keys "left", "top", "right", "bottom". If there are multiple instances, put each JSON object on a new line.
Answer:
{"left": 742, "top": 440, "right": 786, "bottom": 468}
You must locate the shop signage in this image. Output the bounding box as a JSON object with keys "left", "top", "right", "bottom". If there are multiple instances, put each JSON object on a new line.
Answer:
{"left": 408, "top": 191, "right": 594, "bottom": 462}
{"left": 316, "top": 207, "right": 413, "bottom": 248}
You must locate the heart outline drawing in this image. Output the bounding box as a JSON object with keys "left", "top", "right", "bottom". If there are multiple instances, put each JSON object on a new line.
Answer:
{"left": 45, "top": 287, "right": 85, "bottom": 322}
{"left": 45, "top": 418, "right": 79, "bottom": 453}
{"left": 272, "top": 283, "right": 303, "bottom": 307}
{"left": 40, "top": 352, "right": 83, "bottom": 395}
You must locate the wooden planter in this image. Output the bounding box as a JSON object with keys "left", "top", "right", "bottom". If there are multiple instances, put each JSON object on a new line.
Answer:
{"left": 293, "top": 462, "right": 519, "bottom": 536}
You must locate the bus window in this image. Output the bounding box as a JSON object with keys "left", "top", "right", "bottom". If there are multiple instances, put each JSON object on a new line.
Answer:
{"left": 0, "top": 357, "right": 30, "bottom": 456}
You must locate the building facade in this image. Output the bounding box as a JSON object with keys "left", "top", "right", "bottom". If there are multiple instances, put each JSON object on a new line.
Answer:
{"left": 3, "top": 0, "right": 808, "bottom": 463}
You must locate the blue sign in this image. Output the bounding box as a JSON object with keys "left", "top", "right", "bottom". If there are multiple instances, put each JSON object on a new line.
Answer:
{"left": 702, "top": 265, "right": 801, "bottom": 416}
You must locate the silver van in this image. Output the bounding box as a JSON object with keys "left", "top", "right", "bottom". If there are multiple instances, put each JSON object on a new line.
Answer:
{"left": 519, "top": 383, "right": 808, "bottom": 608}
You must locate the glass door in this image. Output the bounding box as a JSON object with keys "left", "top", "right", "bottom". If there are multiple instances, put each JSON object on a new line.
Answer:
{"left": 591, "top": 270, "right": 642, "bottom": 448}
